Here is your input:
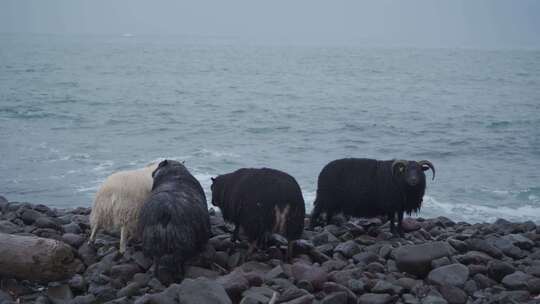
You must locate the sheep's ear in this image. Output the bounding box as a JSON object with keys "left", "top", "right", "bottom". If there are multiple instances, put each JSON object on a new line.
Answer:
{"left": 211, "top": 177, "right": 215, "bottom": 183}
{"left": 158, "top": 160, "right": 168, "bottom": 168}
{"left": 181, "top": 160, "right": 186, "bottom": 164}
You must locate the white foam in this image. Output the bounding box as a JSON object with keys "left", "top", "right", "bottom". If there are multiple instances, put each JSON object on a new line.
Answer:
{"left": 420, "top": 195, "right": 540, "bottom": 223}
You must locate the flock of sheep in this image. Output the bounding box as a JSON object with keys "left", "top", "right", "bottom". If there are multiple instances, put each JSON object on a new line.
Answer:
{"left": 89, "top": 158, "right": 435, "bottom": 277}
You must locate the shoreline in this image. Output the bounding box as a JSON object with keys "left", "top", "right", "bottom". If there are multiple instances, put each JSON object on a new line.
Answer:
{"left": 1, "top": 195, "right": 539, "bottom": 304}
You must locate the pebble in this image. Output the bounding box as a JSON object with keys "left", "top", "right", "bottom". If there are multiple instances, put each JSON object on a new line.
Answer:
{"left": 1, "top": 199, "right": 539, "bottom": 304}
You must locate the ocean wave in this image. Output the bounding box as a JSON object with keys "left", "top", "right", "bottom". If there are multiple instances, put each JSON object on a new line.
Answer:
{"left": 420, "top": 195, "right": 540, "bottom": 223}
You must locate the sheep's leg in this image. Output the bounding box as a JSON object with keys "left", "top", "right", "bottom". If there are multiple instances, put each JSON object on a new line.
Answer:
{"left": 228, "top": 225, "right": 240, "bottom": 255}
{"left": 397, "top": 211, "right": 404, "bottom": 237}
{"left": 259, "top": 233, "right": 269, "bottom": 250}
{"left": 89, "top": 224, "right": 98, "bottom": 244}
{"left": 286, "top": 240, "right": 294, "bottom": 262}
{"left": 180, "top": 262, "right": 186, "bottom": 276}
{"left": 246, "top": 240, "right": 257, "bottom": 258}
{"left": 231, "top": 225, "right": 240, "bottom": 243}
{"left": 388, "top": 213, "right": 396, "bottom": 235}
{"left": 309, "top": 204, "right": 323, "bottom": 228}
{"left": 154, "top": 257, "right": 161, "bottom": 280}
{"left": 119, "top": 226, "right": 127, "bottom": 254}
{"left": 326, "top": 210, "right": 335, "bottom": 226}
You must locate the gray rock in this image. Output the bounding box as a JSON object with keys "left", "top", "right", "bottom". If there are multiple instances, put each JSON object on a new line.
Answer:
{"left": 68, "top": 274, "right": 87, "bottom": 292}
{"left": 455, "top": 251, "right": 492, "bottom": 265}
{"left": 63, "top": 233, "right": 85, "bottom": 248}
{"left": 322, "top": 260, "right": 347, "bottom": 273}
{"left": 88, "top": 285, "right": 117, "bottom": 302}
{"left": 70, "top": 294, "right": 97, "bottom": 304}
{"left": 0, "top": 220, "right": 21, "bottom": 234}
{"left": 472, "top": 273, "right": 496, "bottom": 289}
{"left": 147, "top": 278, "right": 165, "bottom": 291}
{"left": 358, "top": 293, "right": 393, "bottom": 304}
{"left": 35, "top": 216, "right": 61, "bottom": 230}
{"left": 462, "top": 280, "right": 477, "bottom": 296}
{"left": 322, "top": 282, "right": 357, "bottom": 303}
{"left": 334, "top": 241, "right": 361, "bottom": 258}
{"left": 184, "top": 265, "right": 219, "bottom": 279}
{"left": 395, "top": 242, "right": 451, "bottom": 277}
{"left": 78, "top": 242, "right": 98, "bottom": 266}
{"left": 241, "top": 286, "right": 274, "bottom": 303}
{"left": 447, "top": 239, "right": 467, "bottom": 253}
{"left": 431, "top": 257, "right": 450, "bottom": 269}
{"left": 291, "top": 262, "right": 328, "bottom": 290}
{"left": 493, "top": 290, "right": 531, "bottom": 303}
{"left": 502, "top": 271, "right": 531, "bottom": 290}
{"left": 487, "top": 260, "right": 515, "bottom": 282}
{"left": 487, "top": 236, "right": 526, "bottom": 259}
{"left": 110, "top": 264, "right": 141, "bottom": 282}
{"left": 321, "top": 292, "right": 348, "bottom": 304}
{"left": 265, "top": 265, "right": 288, "bottom": 281}
{"left": 277, "top": 287, "right": 308, "bottom": 303}
{"left": 280, "top": 294, "right": 315, "bottom": 304}
{"left": 353, "top": 252, "right": 379, "bottom": 265}
{"left": 47, "top": 284, "right": 73, "bottom": 304}
{"left": 117, "top": 282, "right": 141, "bottom": 298}
{"left": 130, "top": 251, "right": 152, "bottom": 270}
{"left": 371, "top": 280, "right": 402, "bottom": 294}
{"left": 438, "top": 285, "right": 467, "bottom": 304}
{"left": 18, "top": 207, "right": 42, "bottom": 224}
{"left": 421, "top": 295, "right": 448, "bottom": 304}
{"left": 527, "top": 277, "right": 540, "bottom": 294}
{"left": 62, "top": 222, "right": 82, "bottom": 234}
{"left": 402, "top": 218, "right": 421, "bottom": 232}
{"left": 176, "top": 278, "right": 232, "bottom": 304}
{"left": 397, "top": 279, "right": 421, "bottom": 291}
{"left": 402, "top": 293, "right": 420, "bottom": 304}
{"left": 328, "top": 268, "right": 363, "bottom": 286}
{"left": 311, "top": 231, "right": 339, "bottom": 246}
{"left": 365, "top": 262, "right": 385, "bottom": 273}
{"left": 464, "top": 238, "right": 502, "bottom": 258}
{"left": 526, "top": 265, "right": 540, "bottom": 277}
{"left": 503, "top": 234, "right": 535, "bottom": 250}
{"left": 427, "top": 264, "right": 469, "bottom": 287}
{"left": 71, "top": 215, "right": 90, "bottom": 229}
{"left": 35, "top": 296, "right": 51, "bottom": 304}
{"left": 216, "top": 270, "right": 250, "bottom": 300}
{"left": 134, "top": 292, "right": 176, "bottom": 304}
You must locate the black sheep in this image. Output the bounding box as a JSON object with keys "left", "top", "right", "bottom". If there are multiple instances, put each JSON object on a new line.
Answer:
{"left": 210, "top": 168, "right": 305, "bottom": 259}
{"left": 138, "top": 160, "right": 210, "bottom": 277}
{"left": 310, "top": 158, "right": 435, "bottom": 235}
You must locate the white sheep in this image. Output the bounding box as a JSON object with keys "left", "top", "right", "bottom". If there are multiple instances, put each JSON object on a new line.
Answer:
{"left": 89, "top": 162, "right": 157, "bottom": 253}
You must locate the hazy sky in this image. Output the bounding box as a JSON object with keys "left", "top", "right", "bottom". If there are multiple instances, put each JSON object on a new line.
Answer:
{"left": 1, "top": 0, "right": 539, "bottom": 48}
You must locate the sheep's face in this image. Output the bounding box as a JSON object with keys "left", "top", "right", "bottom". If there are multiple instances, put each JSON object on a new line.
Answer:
{"left": 402, "top": 162, "right": 425, "bottom": 187}
{"left": 393, "top": 160, "right": 435, "bottom": 187}
{"left": 210, "top": 176, "right": 223, "bottom": 208}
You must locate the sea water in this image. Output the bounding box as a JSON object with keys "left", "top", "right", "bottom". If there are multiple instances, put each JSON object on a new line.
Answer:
{"left": 1, "top": 34, "right": 539, "bottom": 223}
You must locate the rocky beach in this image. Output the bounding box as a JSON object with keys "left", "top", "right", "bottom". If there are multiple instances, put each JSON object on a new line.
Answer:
{"left": 1, "top": 195, "right": 539, "bottom": 304}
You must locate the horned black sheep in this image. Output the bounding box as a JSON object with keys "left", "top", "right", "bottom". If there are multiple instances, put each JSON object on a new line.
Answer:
{"left": 310, "top": 158, "right": 435, "bottom": 235}
{"left": 138, "top": 160, "right": 210, "bottom": 277}
{"left": 210, "top": 168, "right": 305, "bottom": 259}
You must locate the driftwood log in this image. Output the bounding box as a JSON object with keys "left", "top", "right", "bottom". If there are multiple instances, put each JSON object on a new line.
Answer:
{"left": 0, "top": 232, "right": 83, "bottom": 282}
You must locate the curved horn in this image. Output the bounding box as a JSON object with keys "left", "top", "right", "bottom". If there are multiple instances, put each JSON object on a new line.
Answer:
{"left": 419, "top": 160, "right": 435, "bottom": 180}
{"left": 392, "top": 160, "right": 408, "bottom": 175}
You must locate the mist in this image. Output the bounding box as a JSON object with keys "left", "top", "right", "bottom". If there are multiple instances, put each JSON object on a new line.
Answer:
{"left": 1, "top": 0, "right": 539, "bottom": 48}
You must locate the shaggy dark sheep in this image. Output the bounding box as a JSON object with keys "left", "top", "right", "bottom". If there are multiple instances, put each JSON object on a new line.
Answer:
{"left": 138, "top": 160, "right": 210, "bottom": 277}
{"left": 211, "top": 168, "right": 305, "bottom": 259}
{"left": 310, "top": 158, "right": 435, "bottom": 235}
